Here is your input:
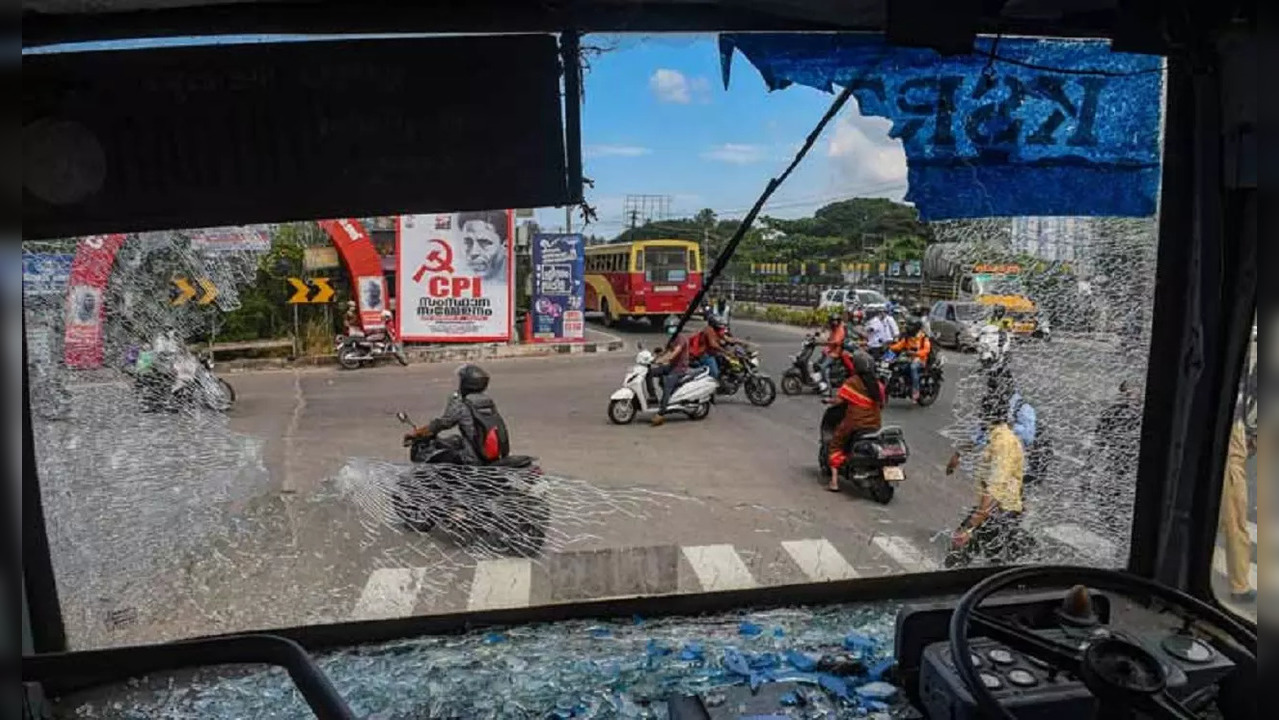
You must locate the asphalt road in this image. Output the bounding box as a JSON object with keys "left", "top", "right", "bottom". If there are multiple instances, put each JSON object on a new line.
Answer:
{"left": 32, "top": 318, "right": 1257, "bottom": 648}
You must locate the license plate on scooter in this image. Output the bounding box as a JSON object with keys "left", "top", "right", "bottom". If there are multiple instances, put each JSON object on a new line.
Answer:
{"left": 883, "top": 466, "right": 905, "bottom": 482}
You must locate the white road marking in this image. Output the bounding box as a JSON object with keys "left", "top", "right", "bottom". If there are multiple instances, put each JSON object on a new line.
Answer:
{"left": 682, "top": 544, "right": 758, "bottom": 591}
{"left": 782, "top": 539, "right": 860, "bottom": 582}
{"left": 1212, "top": 547, "right": 1258, "bottom": 591}
{"left": 1043, "top": 523, "right": 1117, "bottom": 560}
{"left": 872, "top": 535, "right": 939, "bottom": 573}
{"left": 351, "top": 567, "right": 427, "bottom": 621}
{"left": 467, "top": 558, "right": 533, "bottom": 611}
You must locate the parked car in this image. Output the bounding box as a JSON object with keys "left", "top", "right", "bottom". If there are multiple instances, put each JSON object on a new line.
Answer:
{"left": 928, "top": 300, "right": 989, "bottom": 351}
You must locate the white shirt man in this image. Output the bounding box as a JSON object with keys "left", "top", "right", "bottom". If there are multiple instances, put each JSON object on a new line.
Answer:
{"left": 865, "top": 314, "right": 895, "bottom": 349}
{"left": 884, "top": 312, "right": 900, "bottom": 341}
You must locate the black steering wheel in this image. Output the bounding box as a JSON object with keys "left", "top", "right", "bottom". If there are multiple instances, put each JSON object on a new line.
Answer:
{"left": 949, "top": 565, "right": 1256, "bottom": 720}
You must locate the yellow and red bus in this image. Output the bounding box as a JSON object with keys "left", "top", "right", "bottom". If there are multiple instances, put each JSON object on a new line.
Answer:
{"left": 584, "top": 239, "right": 703, "bottom": 325}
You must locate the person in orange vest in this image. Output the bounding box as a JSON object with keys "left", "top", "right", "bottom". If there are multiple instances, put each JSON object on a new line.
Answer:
{"left": 824, "top": 350, "right": 886, "bottom": 492}
{"left": 817, "top": 314, "right": 848, "bottom": 397}
{"left": 888, "top": 319, "right": 932, "bottom": 403}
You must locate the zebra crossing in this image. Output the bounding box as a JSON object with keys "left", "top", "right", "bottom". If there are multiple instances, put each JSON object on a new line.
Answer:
{"left": 348, "top": 521, "right": 1259, "bottom": 622}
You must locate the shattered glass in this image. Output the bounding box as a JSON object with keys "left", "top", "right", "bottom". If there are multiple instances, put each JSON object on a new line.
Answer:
{"left": 55, "top": 604, "right": 903, "bottom": 719}
{"left": 934, "top": 216, "right": 1158, "bottom": 567}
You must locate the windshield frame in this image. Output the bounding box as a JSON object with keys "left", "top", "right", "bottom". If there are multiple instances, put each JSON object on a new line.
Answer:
{"left": 18, "top": 32, "right": 1256, "bottom": 663}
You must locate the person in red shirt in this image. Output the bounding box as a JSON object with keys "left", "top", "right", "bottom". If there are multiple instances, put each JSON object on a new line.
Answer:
{"left": 817, "top": 314, "right": 847, "bottom": 396}
{"left": 825, "top": 350, "right": 886, "bottom": 491}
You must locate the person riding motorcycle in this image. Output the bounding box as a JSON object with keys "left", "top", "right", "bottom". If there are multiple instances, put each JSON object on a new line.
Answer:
{"left": 824, "top": 349, "right": 886, "bottom": 492}
{"left": 817, "top": 314, "right": 848, "bottom": 396}
{"left": 945, "top": 389, "right": 1028, "bottom": 567}
{"left": 343, "top": 300, "right": 362, "bottom": 337}
{"left": 887, "top": 319, "right": 932, "bottom": 403}
{"left": 863, "top": 307, "right": 895, "bottom": 360}
{"left": 403, "top": 364, "right": 508, "bottom": 465}
{"left": 689, "top": 309, "right": 726, "bottom": 380}
{"left": 649, "top": 316, "right": 693, "bottom": 426}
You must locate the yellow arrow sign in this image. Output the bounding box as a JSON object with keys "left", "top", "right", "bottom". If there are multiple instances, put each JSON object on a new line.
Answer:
{"left": 197, "top": 277, "right": 219, "bottom": 305}
{"left": 310, "top": 277, "right": 335, "bottom": 304}
{"left": 287, "top": 277, "right": 311, "bottom": 304}
{"left": 171, "top": 277, "right": 197, "bottom": 306}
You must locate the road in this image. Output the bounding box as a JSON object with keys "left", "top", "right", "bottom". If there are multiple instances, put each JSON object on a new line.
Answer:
{"left": 31, "top": 319, "right": 1257, "bottom": 648}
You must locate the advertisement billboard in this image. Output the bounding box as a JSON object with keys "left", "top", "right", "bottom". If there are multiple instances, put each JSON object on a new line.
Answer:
{"left": 64, "top": 234, "right": 128, "bottom": 369}
{"left": 397, "top": 211, "right": 513, "bottom": 342}
{"left": 22, "top": 253, "right": 74, "bottom": 296}
{"left": 531, "top": 233, "right": 586, "bottom": 343}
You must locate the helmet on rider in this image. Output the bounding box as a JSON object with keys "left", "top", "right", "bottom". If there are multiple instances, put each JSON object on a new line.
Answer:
{"left": 851, "top": 308, "right": 865, "bottom": 324}
{"left": 905, "top": 319, "right": 923, "bottom": 336}
{"left": 827, "top": 313, "right": 843, "bottom": 329}
{"left": 990, "top": 304, "right": 1007, "bottom": 321}
{"left": 976, "top": 329, "right": 1006, "bottom": 370}
{"left": 457, "top": 364, "right": 490, "bottom": 396}
{"left": 664, "top": 315, "right": 681, "bottom": 338}
{"left": 381, "top": 309, "right": 393, "bottom": 320}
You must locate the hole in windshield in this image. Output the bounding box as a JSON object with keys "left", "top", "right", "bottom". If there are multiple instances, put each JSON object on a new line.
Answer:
{"left": 23, "top": 31, "right": 1167, "bottom": 653}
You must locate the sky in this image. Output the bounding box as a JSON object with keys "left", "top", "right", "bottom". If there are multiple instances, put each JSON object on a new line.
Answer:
{"left": 25, "top": 32, "right": 911, "bottom": 238}
{"left": 553, "top": 34, "right": 908, "bottom": 237}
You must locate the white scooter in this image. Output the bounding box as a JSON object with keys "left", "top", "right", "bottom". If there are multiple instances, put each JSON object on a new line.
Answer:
{"left": 607, "top": 343, "right": 718, "bottom": 424}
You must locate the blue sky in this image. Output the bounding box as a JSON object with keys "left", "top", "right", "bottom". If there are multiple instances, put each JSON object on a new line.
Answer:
{"left": 554, "top": 34, "right": 907, "bottom": 237}
{"left": 25, "top": 32, "right": 909, "bottom": 237}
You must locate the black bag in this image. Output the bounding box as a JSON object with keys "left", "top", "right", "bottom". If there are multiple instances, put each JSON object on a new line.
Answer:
{"left": 463, "top": 399, "right": 510, "bottom": 462}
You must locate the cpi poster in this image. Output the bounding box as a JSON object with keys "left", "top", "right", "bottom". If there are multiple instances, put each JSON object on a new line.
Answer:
{"left": 531, "top": 233, "right": 585, "bottom": 343}
{"left": 397, "top": 211, "right": 513, "bottom": 342}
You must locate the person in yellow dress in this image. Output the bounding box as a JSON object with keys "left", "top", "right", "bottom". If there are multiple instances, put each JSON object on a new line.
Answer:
{"left": 945, "top": 389, "right": 1028, "bottom": 568}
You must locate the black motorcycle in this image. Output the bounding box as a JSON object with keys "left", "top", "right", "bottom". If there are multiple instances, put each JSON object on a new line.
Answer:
{"left": 391, "top": 412, "right": 549, "bottom": 557}
{"left": 714, "top": 344, "right": 777, "bottom": 406}
{"left": 876, "top": 349, "right": 944, "bottom": 407}
{"left": 817, "top": 406, "right": 910, "bottom": 504}
{"left": 780, "top": 334, "right": 849, "bottom": 396}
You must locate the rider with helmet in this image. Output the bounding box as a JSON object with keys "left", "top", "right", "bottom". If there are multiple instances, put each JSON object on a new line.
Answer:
{"left": 690, "top": 308, "right": 727, "bottom": 380}
{"left": 403, "top": 364, "right": 509, "bottom": 465}
{"left": 650, "top": 316, "right": 693, "bottom": 426}
{"left": 888, "top": 318, "right": 933, "bottom": 403}
{"left": 824, "top": 349, "right": 886, "bottom": 492}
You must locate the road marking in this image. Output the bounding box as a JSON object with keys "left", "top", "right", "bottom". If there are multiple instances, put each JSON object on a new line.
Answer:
{"left": 467, "top": 558, "right": 533, "bottom": 610}
{"left": 1212, "top": 547, "right": 1258, "bottom": 591}
{"left": 782, "top": 539, "right": 859, "bottom": 582}
{"left": 1042, "top": 523, "right": 1117, "bottom": 560}
{"left": 682, "top": 544, "right": 758, "bottom": 591}
{"left": 351, "top": 567, "right": 426, "bottom": 621}
{"left": 872, "top": 535, "right": 939, "bottom": 573}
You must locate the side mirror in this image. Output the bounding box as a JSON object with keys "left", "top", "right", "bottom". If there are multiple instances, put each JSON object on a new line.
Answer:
{"left": 396, "top": 411, "right": 412, "bottom": 425}
{"left": 636, "top": 341, "right": 644, "bottom": 351}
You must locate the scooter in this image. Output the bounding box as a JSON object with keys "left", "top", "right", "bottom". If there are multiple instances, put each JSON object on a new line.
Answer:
{"left": 779, "top": 334, "right": 850, "bottom": 396}
{"left": 817, "top": 406, "right": 910, "bottom": 504}
{"left": 390, "top": 411, "right": 549, "bottom": 556}
{"left": 607, "top": 343, "right": 718, "bottom": 424}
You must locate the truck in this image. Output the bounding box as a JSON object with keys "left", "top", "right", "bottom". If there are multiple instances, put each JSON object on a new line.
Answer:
{"left": 919, "top": 243, "right": 1042, "bottom": 335}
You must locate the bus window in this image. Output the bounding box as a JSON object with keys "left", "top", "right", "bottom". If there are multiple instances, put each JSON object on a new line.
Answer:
{"left": 645, "top": 246, "right": 688, "bottom": 283}
{"left": 633, "top": 250, "right": 644, "bottom": 273}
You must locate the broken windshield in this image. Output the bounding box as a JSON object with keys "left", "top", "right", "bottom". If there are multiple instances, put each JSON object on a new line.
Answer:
{"left": 22, "top": 33, "right": 1184, "bottom": 689}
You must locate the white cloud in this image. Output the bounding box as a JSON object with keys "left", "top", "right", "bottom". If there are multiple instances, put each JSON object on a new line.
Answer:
{"left": 585, "top": 144, "right": 653, "bottom": 158}
{"left": 826, "top": 108, "right": 908, "bottom": 198}
{"left": 701, "top": 143, "right": 768, "bottom": 165}
{"left": 649, "top": 68, "right": 711, "bottom": 104}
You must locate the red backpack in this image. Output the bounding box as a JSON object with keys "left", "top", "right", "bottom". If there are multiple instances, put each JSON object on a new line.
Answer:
{"left": 464, "top": 400, "right": 510, "bottom": 462}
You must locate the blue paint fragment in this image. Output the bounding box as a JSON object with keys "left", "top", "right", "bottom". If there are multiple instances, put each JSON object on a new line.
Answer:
{"left": 817, "top": 673, "right": 851, "bottom": 700}
{"left": 772, "top": 627, "right": 786, "bottom": 638}
{"left": 632, "top": 614, "right": 645, "bottom": 626}
{"left": 749, "top": 652, "right": 781, "bottom": 671}
{"left": 723, "top": 648, "right": 752, "bottom": 677}
{"left": 483, "top": 633, "right": 507, "bottom": 644}
{"left": 739, "top": 621, "right": 764, "bottom": 636}
{"left": 679, "top": 642, "right": 705, "bottom": 662}
{"left": 785, "top": 650, "right": 818, "bottom": 672}
{"left": 854, "top": 681, "right": 898, "bottom": 702}
{"left": 843, "top": 632, "right": 876, "bottom": 653}
{"left": 867, "top": 658, "right": 895, "bottom": 681}
{"left": 645, "top": 639, "right": 671, "bottom": 657}
{"left": 588, "top": 628, "right": 611, "bottom": 638}
{"left": 867, "top": 700, "right": 890, "bottom": 711}
{"left": 779, "top": 690, "right": 803, "bottom": 706}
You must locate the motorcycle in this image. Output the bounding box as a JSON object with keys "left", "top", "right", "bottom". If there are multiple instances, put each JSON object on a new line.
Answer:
{"left": 779, "top": 334, "right": 849, "bottom": 396}
{"left": 336, "top": 330, "right": 409, "bottom": 369}
{"left": 607, "top": 343, "right": 718, "bottom": 424}
{"left": 191, "top": 352, "right": 236, "bottom": 412}
{"left": 391, "top": 411, "right": 549, "bottom": 556}
{"left": 876, "top": 348, "right": 944, "bottom": 407}
{"left": 713, "top": 344, "right": 777, "bottom": 407}
{"left": 132, "top": 349, "right": 235, "bottom": 412}
{"left": 817, "top": 406, "right": 910, "bottom": 504}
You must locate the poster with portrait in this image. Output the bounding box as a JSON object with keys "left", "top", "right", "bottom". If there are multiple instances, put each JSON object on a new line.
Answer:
{"left": 531, "top": 233, "right": 585, "bottom": 343}
{"left": 397, "top": 211, "right": 513, "bottom": 342}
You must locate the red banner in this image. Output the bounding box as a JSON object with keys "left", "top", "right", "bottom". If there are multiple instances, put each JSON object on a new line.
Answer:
{"left": 63, "top": 234, "right": 127, "bottom": 369}
{"left": 319, "top": 218, "right": 390, "bottom": 332}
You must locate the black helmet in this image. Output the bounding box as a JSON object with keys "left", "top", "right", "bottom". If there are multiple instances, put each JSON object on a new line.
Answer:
{"left": 852, "top": 349, "right": 874, "bottom": 374}
{"left": 457, "top": 363, "right": 490, "bottom": 395}
{"left": 828, "top": 314, "right": 842, "bottom": 328}
{"left": 906, "top": 319, "right": 923, "bottom": 336}
{"left": 990, "top": 304, "right": 1007, "bottom": 319}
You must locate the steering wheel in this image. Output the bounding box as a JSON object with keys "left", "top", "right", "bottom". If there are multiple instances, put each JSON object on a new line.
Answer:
{"left": 949, "top": 565, "right": 1256, "bottom": 720}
